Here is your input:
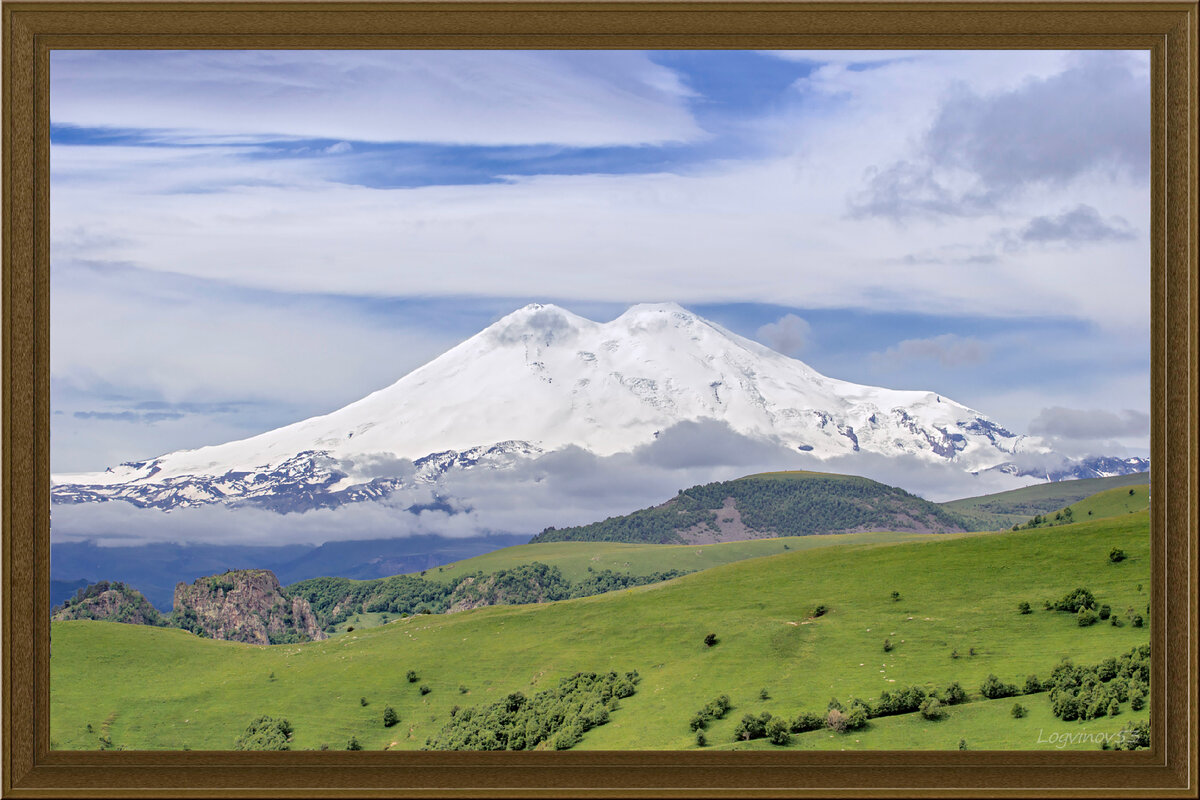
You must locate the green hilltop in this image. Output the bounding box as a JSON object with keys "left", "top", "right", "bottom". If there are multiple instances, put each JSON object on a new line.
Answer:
{"left": 530, "top": 470, "right": 971, "bottom": 545}
{"left": 51, "top": 509, "right": 1150, "bottom": 751}
{"left": 942, "top": 472, "right": 1150, "bottom": 531}
{"left": 1011, "top": 483, "right": 1150, "bottom": 532}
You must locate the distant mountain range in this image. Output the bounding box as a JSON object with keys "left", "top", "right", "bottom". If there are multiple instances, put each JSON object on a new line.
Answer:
{"left": 52, "top": 302, "right": 1147, "bottom": 513}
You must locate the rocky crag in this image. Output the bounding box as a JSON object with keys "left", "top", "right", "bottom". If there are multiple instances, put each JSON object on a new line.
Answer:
{"left": 171, "top": 569, "right": 327, "bottom": 645}
{"left": 51, "top": 581, "right": 166, "bottom": 626}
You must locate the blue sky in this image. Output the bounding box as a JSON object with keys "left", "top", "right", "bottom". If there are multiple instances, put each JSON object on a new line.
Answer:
{"left": 50, "top": 49, "right": 1150, "bottom": 473}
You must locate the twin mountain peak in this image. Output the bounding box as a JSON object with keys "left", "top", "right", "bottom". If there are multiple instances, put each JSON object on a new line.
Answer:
{"left": 51, "top": 303, "right": 1146, "bottom": 512}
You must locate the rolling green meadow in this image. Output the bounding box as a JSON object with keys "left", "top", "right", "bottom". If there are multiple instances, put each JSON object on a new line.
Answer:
{"left": 50, "top": 506, "right": 1150, "bottom": 751}
{"left": 941, "top": 472, "right": 1149, "bottom": 531}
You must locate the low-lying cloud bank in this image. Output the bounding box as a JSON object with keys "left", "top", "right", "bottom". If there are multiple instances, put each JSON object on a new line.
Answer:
{"left": 52, "top": 420, "right": 1109, "bottom": 548}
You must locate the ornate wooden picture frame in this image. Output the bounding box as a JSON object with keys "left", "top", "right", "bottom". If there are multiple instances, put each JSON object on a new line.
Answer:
{"left": 3, "top": 2, "right": 1196, "bottom": 796}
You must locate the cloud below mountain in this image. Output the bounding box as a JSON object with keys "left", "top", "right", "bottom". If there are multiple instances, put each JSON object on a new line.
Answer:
{"left": 51, "top": 420, "right": 1039, "bottom": 547}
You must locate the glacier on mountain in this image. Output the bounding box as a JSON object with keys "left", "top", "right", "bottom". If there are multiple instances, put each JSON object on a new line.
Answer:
{"left": 51, "top": 302, "right": 1146, "bottom": 512}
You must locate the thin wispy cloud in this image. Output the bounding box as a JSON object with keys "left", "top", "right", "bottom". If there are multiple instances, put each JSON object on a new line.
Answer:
{"left": 51, "top": 50, "right": 703, "bottom": 147}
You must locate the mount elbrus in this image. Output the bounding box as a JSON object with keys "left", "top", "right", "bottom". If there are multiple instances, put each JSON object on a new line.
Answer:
{"left": 52, "top": 303, "right": 1145, "bottom": 511}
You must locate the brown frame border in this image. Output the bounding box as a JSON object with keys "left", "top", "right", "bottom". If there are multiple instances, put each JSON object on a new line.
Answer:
{"left": 3, "top": 3, "right": 1197, "bottom": 796}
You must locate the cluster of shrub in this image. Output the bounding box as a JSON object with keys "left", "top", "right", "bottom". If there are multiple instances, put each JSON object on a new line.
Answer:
{"left": 289, "top": 565, "right": 692, "bottom": 631}
{"left": 235, "top": 715, "right": 294, "bottom": 750}
{"left": 716, "top": 645, "right": 1150, "bottom": 748}
{"left": 423, "top": 670, "right": 639, "bottom": 751}
{"left": 1030, "top": 587, "right": 1145, "bottom": 629}
{"left": 285, "top": 574, "right": 464, "bottom": 629}
{"left": 1103, "top": 720, "right": 1151, "bottom": 751}
{"left": 532, "top": 473, "right": 969, "bottom": 544}
{"left": 689, "top": 694, "right": 732, "bottom": 734}
{"left": 729, "top": 682, "right": 973, "bottom": 745}
{"left": 1046, "top": 645, "right": 1150, "bottom": 724}
{"left": 1013, "top": 506, "right": 1076, "bottom": 530}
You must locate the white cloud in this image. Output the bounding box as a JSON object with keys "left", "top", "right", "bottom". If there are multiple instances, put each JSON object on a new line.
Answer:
{"left": 1029, "top": 407, "right": 1149, "bottom": 440}
{"left": 49, "top": 262, "right": 465, "bottom": 471}
{"left": 757, "top": 314, "right": 812, "bottom": 356}
{"left": 50, "top": 420, "right": 1042, "bottom": 546}
{"left": 48, "top": 50, "right": 1151, "bottom": 473}
{"left": 50, "top": 145, "right": 1150, "bottom": 331}
{"left": 872, "top": 334, "right": 989, "bottom": 369}
{"left": 51, "top": 50, "right": 703, "bottom": 147}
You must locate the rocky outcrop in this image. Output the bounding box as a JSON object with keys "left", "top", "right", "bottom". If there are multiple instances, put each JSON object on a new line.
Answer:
{"left": 51, "top": 581, "right": 165, "bottom": 626}
{"left": 172, "top": 569, "right": 327, "bottom": 644}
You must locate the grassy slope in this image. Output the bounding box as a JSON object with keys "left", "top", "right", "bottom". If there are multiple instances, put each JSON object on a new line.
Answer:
{"left": 941, "top": 472, "right": 1150, "bottom": 530}
{"left": 416, "top": 532, "right": 965, "bottom": 586}
{"left": 51, "top": 512, "right": 1149, "bottom": 751}
{"left": 1053, "top": 484, "right": 1150, "bottom": 523}
{"left": 297, "top": 533, "right": 954, "bottom": 634}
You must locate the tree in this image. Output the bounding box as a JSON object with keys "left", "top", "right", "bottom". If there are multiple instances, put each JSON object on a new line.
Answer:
{"left": 845, "top": 706, "right": 868, "bottom": 731}
{"left": 406, "top": 670, "right": 419, "bottom": 683}
{"left": 383, "top": 706, "right": 399, "bottom": 728}
{"left": 703, "top": 633, "right": 718, "bottom": 648}
{"left": 942, "top": 682, "right": 968, "bottom": 705}
{"left": 235, "top": 716, "right": 293, "bottom": 751}
{"left": 811, "top": 604, "right": 828, "bottom": 618}
{"left": 1099, "top": 604, "right": 1112, "bottom": 620}
{"left": 695, "top": 731, "right": 707, "bottom": 747}
{"left": 891, "top": 591, "right": 901, "bottom": 602}
{"left": 791, "top": 711, "right": 824, "bottom": 733}
{"left": 979, "top": 675, "right": 1018, "bottom": 700}
{"left": 734, "top": 712, "right": 772, "bottom": 741}
{"left": 1109, "top": 548, "right": 1127, "bottom": 563}
{"left": 1018, "top": 601, "right": 1032, "bottom": 615}
{"left": 767, "top": 718, "right": 792, "bottom": 745}
{"left": 1011, "top": 703, "right": 1027, "bottom": 719}
{"left": 958, "top": 739, "right": 968, "bottom": 750}
{"left": 825, "top": 709, "right": 848, "bottom": 734}
{"left": 1023, "top": 675, "right": 1043, "bottom": 695}
{"left": 360, "top": 697, "right": 368, "bottom": 707}
{"left": 919, "top": 697, "right": 944, "bottom": 720}
{"left": 346, "top": 736, "right": 362, "bottom": 751}
{"left": 419, "top": 685, "right": 432, "bottom": 696}
{"left": 759, "top": 688, "right": 770, "bottom": 700}
{"left": 883, "top": 638, "right": 893, "bottom": 652}
{"left": 1054, "top": 588, "right": 1097, "bottom": 612}
{"left": 1077, "top": 608, "right": 1098, "bottom": 627}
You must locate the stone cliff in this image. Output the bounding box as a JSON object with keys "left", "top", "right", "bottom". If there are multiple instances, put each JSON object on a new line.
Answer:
{"left": 172, "top": 569, "right": 327, "bottom": 644}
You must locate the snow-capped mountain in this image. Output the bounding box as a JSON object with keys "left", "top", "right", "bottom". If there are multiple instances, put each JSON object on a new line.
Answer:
{"left": 51, "top": 303, "right": 1146, "bottom": 511}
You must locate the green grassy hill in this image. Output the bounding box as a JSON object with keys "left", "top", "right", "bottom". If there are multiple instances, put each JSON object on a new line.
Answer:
{"left": 51, "top": 512, "right": 1149, "bottom": 751}
{"left": 531, "top": 471, "right": 971, "bottom": 545}
{"left": 422, "top": 532, "right": 965, "bottom": 585}
{"left": 308, "top": 533, "right": 963, "bottom": 634}
{"left": 1011, "top": 484, "right": 1150, "bottom": 532}
{"left": 941, "top": 472, "right": 1150, "bottom": 531}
